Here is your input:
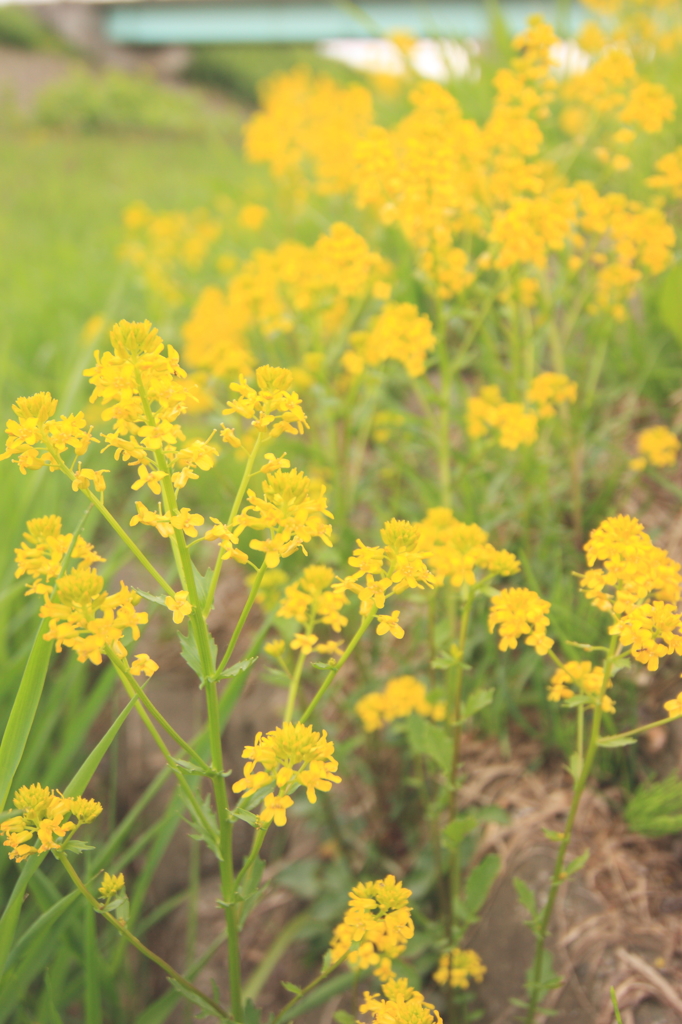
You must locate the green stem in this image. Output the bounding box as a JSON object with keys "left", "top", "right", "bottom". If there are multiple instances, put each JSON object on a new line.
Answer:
{"left": 215, "top": 559, "right": 268, "bottom": 678}
{"left": 41, "top": 439, "right": 174, "bottom": 596}
{"left": 204, "top": 436, "right": 262, "bottom": 616}
{"left": 105, "top": 647, "right": 211, "bottom": 772}
{"left": 524, "top": 635, "right": 618, "bottom": 1024}
{"left": 298, "top": 614, "right": 374, "bottom": 723}
{"left": 106, "top": 649, "right": 220, "bottom": 848}
{"left": 271, "top": 950, "right": 352, "bottom": 1024}
{"left": 55, "top": 853, "right": 232, "bottom": 1021}
{"left": 598, "top": 712, "right": 681, "bottom": 745}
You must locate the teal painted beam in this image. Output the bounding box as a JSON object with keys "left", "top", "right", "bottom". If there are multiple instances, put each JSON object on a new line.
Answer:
{"left": 105, "top": 2, "right": 589, "bottom": 46}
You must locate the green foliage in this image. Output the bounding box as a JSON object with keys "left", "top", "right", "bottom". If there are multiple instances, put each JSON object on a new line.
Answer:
{"left": 36, "top": 69, "right": 235, "bottom": 136}
{"left": 625, "top": 774, "right": 682, "bottom": 837}
{"left": 0, "top": 6, "right": 65, "bottom": 52}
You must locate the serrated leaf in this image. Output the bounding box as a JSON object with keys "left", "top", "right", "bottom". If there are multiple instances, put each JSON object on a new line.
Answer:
{"left": 462, "top": 687, "right": 494, "bottom": 720}
{"left": 598, "top": 734, "right": 637, "bottom": 748}
{"left": 563, "top": 848, "right": 589, "bottom": 877}
{"left": 229, "top": 806, "right": 260, "bottom": 826}
{"left": 134, "top": 588, "right": 168, "bottom": 607}
{"left": 513, "top": 876, "right": 537, "bottom": 917}
{"left": 442, "top": 815, "right": 478, "bottom": 851}
{"left": 404, "top": 714, "right": 453, "bottom": 774}
{"left": 217, "top": 656, "right": 257, "bottom": 682}
{"left": 282, "top": 982, "right": 302, "bottom": 995}
{"left": 59, "top": 840, "right": 95, "bottom": 855}
{"left": 172, "top": 757, "right": 232, "bottom": 778}
{"left": 465, "top": 853, "right": 500, "bottom": 915}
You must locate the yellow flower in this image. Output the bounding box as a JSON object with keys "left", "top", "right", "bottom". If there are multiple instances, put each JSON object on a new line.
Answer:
{"left": 525, "top": 373, "right": 578, "bottom": 419}
{"left": 647, "top": 146, "right": 682, "bottom": 199}
{"left": 72, "top": 467, "right": 108, "bottom": 493}
{"left": 224, "top": 365, "right": 308, "bottom": 439}
{"left": 548, "top": 661, "right": 611, "bottom": 708}
{"left": 264, "top": 638, "right": 286, "bottom": 657}
{"left": 376, "top": 610, "right": 404, "bottom": 639}
{"left": 165, "top": 591, "right": 192, "bottom": 624}
{"left": 356, "top": 675, "right": 443, "bottom": 732}
{"left": 361, "top": 976, "right": 443, "bottom": 1024}
{"left": 664, "top": 691, "right": 682, "bottom": 718}
{"left": 418, "top": 507, "right": 520, "bottom": 588}
{"left": 99, "top": 872, "right": 125, "bottom": 900}
{"left": 1, "top": 784, "right": 102, "bottom": 863}
{"left": 630, "top": 425, "right": 680, "bottom": 471}
{"left": 290, "top": 633, "right": 319, "bottom": 656}
{"left": 466, "top": 385, "right": 539, "bottom": 451}
{"left": 237, "top": 203, "right": 268, "bottom": 230}
{"left": 348, "top": 302, "right": 437, "bottom": 379}
{"left": 488, "top": 588, "right": 553, "bottom": 655}
{"left": 330, "top": 876, "right": 415, "bottom": 976}
{"left": 433, "top": 948, "right": 487, "bottom": 989}
{"left": 232, "top": 722, "right": 341, "bottom": 825}
{"left": 169, "top": 508, "right": 205, "bottom": 538}
{"left": 130, "top": 653, "right": 159, "bottom": 677}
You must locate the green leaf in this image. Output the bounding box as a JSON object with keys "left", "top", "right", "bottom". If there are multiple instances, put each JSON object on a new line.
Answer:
{"left": 333, "top": 1012, "right": 356, "bottom": 1024}
{"left": 404, "top": 714, "right": 453, "bottom": 774}
{"left": 609, "top": 656, "right": 630, "bottom": 678}
{"left": 464, "top": 853, "right": 500, "bottom": 915}
{"left": 542, "top": 829, "right": 564, "bottom": 842}
{"left": 659, "top": 260, "right": 682, "bottom": 345}
{"left": 172, "top": 758, "right": 231, "bottom": 778}
{"left": 568, "top": 751, "right": 583, "bottom": 782}
{"left": 462, "top": 688, "right": 494, "bottom": 720}
{"left": 563, "top": 849, "right": 589, "bottom": 877}
{"left": 442, "top": 815, "right": 478, "bottom": 851}
{"left": 229, "top": 806, "right": 260, "bottom": 827}
{"left": 282, "top": 982, "right": 302, "bottom": 995}
{"left": 431, "top": 650, "right": 457, "bottom": 670}
{"left": 625, "top": 774, "right": 682, "bottom": 837}
{"left": 598, "top": 734, "right": 637, "bottom": 748}
{"left": 513, "top": 876, "right": 537, "bottom": 917}
{"left": 217, "top": 656, "right": 258, "bottom": 682}
{"left": 244, "top": 998, "right": 260, "bottom": 1024}
{"left": 192, "top": 566, "right": 213, "bottom": 609}
{"left": 59, "top": 840, "right": 95, "bottom": 855}
{"left": 134, "top": 588, "right": 168, "bottom": 608}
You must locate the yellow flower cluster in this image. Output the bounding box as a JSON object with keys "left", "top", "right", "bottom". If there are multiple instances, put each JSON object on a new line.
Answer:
{"left": 120, "top": 201, "right": 222, "bottom": 307}
{"left": 360, "top": 975, "right": 443, "bottom": 1024}
{"left": 647, "top": 147, "right": 682, "bottom": 199}
{"left": 467, "top": 373, "right": 578, "bottom": 450}
{"left": 548, "top": 661, "right": 615, "bottom": 714}
{"left": 343, "top": 302, "right": 436, "bottom": 379}
{"left": 275, "top": 565, "right": 348, "bottom": 657}
{"left": 335, "top": 519, "right": 435, "bottom": 634}
{"left": 99, "top": 871, "right": 125, "bottom": 900}
{"left": 232, "top": 722, "right": 341, "bottom": 826}
{"left": 418, "top": 507, "right": 520, "bottom": 587}
{"left": 356, "top": 675, "right": 446, "bottom": 733}
{"left": 433, "top": 947, "right": 487, "bottom": 989}
{"left": 183, "top": 223, "right": 390, "bottom": 381}
{"left": 1, "top": 392, "right": 92, "bottom": 477}
{"left": 629, "top": 425, "right": 680, "bottom": 471}
{"left": 664, "top": 691, "right": 682, "bottom": 718}
{"left": 244, "top": 67, "right": 374, "bottom": 195}
{"left": 582, "top": 515, "right": 682, "bottom": 671}
{"left": 14, "top": 515, "right": 103, "bottom": 597}
{"left": 14, "top": 515, "right": 147, "bottom": 665}
{"left": 86, "top": 320, "right": 218, "bottom": 496}
{"left": 329, "top": 875, "right": 414, "bottom": 980}
{"left": 242, "top": 16, "right": 675, "bottom": 323}
{"left": 223, "top": 365, "right": 308, "bottom": 439}
{"left": 1, "top": 784, "right": 102, "bottom": 863}
{"left": 488, "top": 588, "right": 554, "bottom": 655}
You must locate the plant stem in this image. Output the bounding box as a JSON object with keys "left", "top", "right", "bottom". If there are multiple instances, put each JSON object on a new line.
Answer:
{"left": 55, "top": 853, "right": 232, "bottom": 1021}
{"left": 271, "top": 950, "right": 352, "bottom": 1024}
{"left": 524, "top": 635, "right": 618, "bottom": 1024}
{"left": 41, "top": 439, "right": 173, "bottom": 596}
{"left": 204, "top": 436, "right": 262, "bottom": 616}
{"left": 215, "top": 559, "right": 268, "bottom": 678}
{"left": 298, "top": 614, "right": 374, "bottom": 723}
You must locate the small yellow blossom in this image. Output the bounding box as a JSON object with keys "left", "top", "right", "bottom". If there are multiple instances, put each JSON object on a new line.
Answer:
{"left": 130, "top": 653, "right": 159, "bottom": 677}
{"left": 238, "top": 203, "right": 269, "bottom": 230}
{"left": 488, "top": 588, "right": 553, "bottom": 655}
{"left": 330, "top": 875, "right": 415, "bottom": 978}
{"left": 376, "top": 610, "right": 405, "bottom": 639}
{"left": 356, "top": 675, "right": 444, "bottom": 732}
{"left": 664, "top": 691, "right": 682, "bottom": 718}
{"left": 165, "top": 591, "right": 192, "bottom": 624}
{"left": 630, "top": 425, "right": 680, "bottom": 471}
{"left": 433, "top": 948, "right": 487, "bottom": 989}
{"left": 99, "top": 872, "right": 125, "bottom": 900}
{"left": 290, "top": 632, "right": 319, "bottom": 656}
{"left": 1, "top": 784, "right": 102, "bottom": 863}
{"left": 264, "top": 638, "right": 286, "bottom": 657}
